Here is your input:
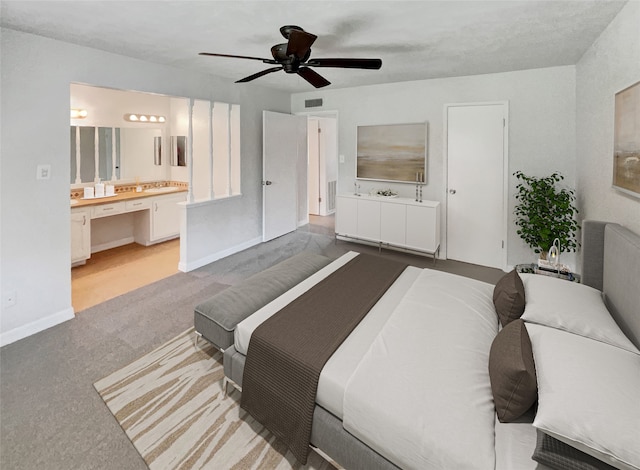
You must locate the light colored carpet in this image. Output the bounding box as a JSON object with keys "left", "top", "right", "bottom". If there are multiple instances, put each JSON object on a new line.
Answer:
{"left": 94, "top": 328, "right": 337, "bottom": 470}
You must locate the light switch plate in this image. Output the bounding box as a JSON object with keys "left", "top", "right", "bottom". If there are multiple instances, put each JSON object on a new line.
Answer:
{"left": 339, "top": 154, "right": 345, "bottom": 163}
{"left": 36, "top": 164, "right": 51, "bottom": 180}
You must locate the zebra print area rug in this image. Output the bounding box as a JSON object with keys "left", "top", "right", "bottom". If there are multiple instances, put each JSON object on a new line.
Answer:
{"left": 94, "top": 328, "right": 336, "bottom": 470}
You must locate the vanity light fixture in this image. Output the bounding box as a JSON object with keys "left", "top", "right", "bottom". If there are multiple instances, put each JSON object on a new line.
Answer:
{"left": 124, "top": 114, "right": 166, "bottom": 123}
{"left": 70, "top": 108, "right": 88, "bottom": 119}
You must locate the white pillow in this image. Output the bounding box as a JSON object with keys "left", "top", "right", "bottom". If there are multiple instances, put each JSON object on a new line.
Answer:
{"left": 527, "top": 323, "right": 640, "bottom": 470}
{"left": 520, "top": 274, "right": 639, "bottom": 354}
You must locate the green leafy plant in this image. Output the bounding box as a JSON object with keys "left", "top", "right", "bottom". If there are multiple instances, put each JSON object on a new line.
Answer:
{"left": 513, "top": 171, "right": 580, "bottom": 257}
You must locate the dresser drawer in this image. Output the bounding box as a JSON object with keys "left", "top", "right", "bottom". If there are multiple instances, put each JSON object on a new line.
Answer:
{"left": 91, "top": 202, "right": 125, "bottom": 219}
{"left": 125, "top": 199, "right": 151, "bottom": 212}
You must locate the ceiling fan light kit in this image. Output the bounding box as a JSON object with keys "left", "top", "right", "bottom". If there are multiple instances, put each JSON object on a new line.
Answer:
{"left": 199, "top": 25, "right": 382, "bottom": 88}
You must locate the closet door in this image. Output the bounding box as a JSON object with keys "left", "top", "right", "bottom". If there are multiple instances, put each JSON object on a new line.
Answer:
{"left": 446, "top": 103, "right": 507, "bottom": 269}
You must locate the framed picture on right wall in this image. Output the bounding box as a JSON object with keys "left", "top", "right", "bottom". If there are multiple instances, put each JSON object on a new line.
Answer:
{"left": 613, "top": 80, "right": 640, "bottom": 198}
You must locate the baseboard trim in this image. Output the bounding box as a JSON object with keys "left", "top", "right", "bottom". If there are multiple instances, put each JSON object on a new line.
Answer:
{"left": 0, "top": 307, "right": 75, "bottom": 347}
{"left": 179, "top": 236, "right": 262, "bottom": 272}
{"left": 92, "top": 237, "right": 135, "bottom": 254}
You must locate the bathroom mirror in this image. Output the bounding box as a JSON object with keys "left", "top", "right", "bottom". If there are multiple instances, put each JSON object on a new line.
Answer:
{"left": 70, "top": 126, "right": 162, "bottom": 184}
{"left": 170, "top": 136, "right": 187, "bottom": 166}
{"left": 70, "top": 126, "right": 119, "bottom": 184}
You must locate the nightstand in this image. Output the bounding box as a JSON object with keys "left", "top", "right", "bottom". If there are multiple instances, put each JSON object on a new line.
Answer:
{"left": 515, "top": 263, "right": 580, "bottom": 282}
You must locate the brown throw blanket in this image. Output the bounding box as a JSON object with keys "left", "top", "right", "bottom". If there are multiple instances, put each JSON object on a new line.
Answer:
{"left": 240, "top": 253, "right": 408, "bottom": 464}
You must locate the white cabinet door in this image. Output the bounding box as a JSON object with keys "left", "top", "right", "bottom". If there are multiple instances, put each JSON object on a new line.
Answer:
{"left": 71, "top": 209, "right": 91, "bottom": 264}
{"left": 406, "top": 205, "right": 437, "bottom": 252}
{"left": 336, "top": 196, "right": 358, "bottom": 236}
{"left": 151, "top": 194, "right": 185, "bottom": 241}
{"left": 380, "top": 202, "right": 406, "bottom": 246}
{"left": 357, "top": 199, "right": 381, "bottom": 241}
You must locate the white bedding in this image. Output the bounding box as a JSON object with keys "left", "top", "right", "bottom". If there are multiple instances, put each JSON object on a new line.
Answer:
{"left": 343, "top": 269, "right": 499, "bottom": 470}
{"left": 234, "top": 253, "right": 542, "bottom": 470}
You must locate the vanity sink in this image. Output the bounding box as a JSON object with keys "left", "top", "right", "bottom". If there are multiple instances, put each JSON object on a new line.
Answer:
{"left": 144, "top": 186, "right": 180, "bottom": 194}
{"left": 70, "top": 199, "right": 79, "bottom": 205}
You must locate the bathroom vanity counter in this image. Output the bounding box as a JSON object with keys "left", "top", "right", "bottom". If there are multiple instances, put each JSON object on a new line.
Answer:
{"left": 70, "top": 188, "right": 187, "bottom": 266}
{"left": 70, "top": 186, "right": 187, "bottom": 208}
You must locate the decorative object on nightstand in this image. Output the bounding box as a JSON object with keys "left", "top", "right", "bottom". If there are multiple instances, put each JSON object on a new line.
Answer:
{"left": 513, "top": 171, "right": 580, "bottom": 260}
{"left": 547, "top": 237, "right": 560, "bottom": 266}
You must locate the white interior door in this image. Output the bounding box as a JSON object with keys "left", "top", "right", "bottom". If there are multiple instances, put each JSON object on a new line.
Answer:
{"left": 263, "top": 111, "right": 306, "bottom": 242}
{"left": 446, "top": 103, "right": 507, "bottom": 269}
{"left": 308, "top": 119, "right": 320, "bottom": 215}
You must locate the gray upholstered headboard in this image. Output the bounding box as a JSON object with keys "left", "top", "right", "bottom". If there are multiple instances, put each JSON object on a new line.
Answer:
{"left": 581, "top": 220, "right": 640, "bottom": 349}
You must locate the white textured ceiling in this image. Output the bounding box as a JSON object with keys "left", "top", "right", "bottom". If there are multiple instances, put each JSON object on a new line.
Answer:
{"left": 0, "top": 0, "right": 627, "bottom": 92}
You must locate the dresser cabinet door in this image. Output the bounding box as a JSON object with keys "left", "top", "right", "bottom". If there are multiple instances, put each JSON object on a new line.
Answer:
{"left": 380, "top": 202, "right": 406, "bottom": 246}
{"left": 336, "top": 196, "right": 358, "bottom": 237}
{"left": 356, "top": 199, "right": 381, "bottom": 241}
{"left": 406, "top": 205, "right": 437, "bottom": 252}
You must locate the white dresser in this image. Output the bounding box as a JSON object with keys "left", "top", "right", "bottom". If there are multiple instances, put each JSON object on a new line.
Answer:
{"left": 335, "top": 194, "right": 441, "bottom": 260}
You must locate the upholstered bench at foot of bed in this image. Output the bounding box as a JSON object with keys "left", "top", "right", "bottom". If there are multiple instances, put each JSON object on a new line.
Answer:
{"left": 193, "top": 251, "right": 332, "bottom": 351}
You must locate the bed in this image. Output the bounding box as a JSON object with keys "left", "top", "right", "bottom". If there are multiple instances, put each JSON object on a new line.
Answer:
{"left": 221, "top": 220, "right": 640, "bottom": 470}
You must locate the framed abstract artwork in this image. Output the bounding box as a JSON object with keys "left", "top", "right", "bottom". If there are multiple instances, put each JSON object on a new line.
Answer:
{"left": 356, "top": 123, "right": 427, "bottom": 183}
{"left": 613, "top": 81, "right": 640, "bottom": 198}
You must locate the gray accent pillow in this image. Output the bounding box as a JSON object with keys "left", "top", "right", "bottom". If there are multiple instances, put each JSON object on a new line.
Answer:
{"left": 489, "top": 319, "right": 537, "bottom": 423}
{"left": 493, "top": 269, "right": 526, "bottom": 327}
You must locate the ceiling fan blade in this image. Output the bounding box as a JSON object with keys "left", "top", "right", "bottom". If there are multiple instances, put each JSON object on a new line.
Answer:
{"left": 199, "top": 52, "right": 278, "bottom": 64}
{"left": 286, "top": 29, "right": 317, "bottom": 60}
{"left": 235, "top": 67, "right": 282, "bottom": 83}
{"left": 297, "top": 67, "right": 330, "bottom": 88}
{"left": 305, "top": 58, "right": 382, "bottom": 69}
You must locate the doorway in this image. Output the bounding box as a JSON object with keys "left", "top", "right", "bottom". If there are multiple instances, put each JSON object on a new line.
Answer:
{"left": 307, "top": 116, "right": 338, "bottom": 219}
{"left": 445, "top": 102, "right": 508, "bottom": 269}
{"left": 261, "top": 110, "right": 338, "bottom": 239}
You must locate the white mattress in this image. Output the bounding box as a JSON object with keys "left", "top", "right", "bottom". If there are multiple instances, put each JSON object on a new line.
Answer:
{"left": 343, "top": 269, "right": 499, "bottom": 470}
{"left": 317, "top": 266, "right": 422, "bottom": 419}
{"left": 235, "top": 253, "right": 543, "bottom": 469}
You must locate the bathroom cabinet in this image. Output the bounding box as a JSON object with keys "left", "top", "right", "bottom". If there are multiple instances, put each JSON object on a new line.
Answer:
{"left": 70, "top": 191, "right": 186, "bottom": 265}
{"left": 71, "top": 208, "right": 91, "bottom": 265}
{"left": 151, "top": 194, "right": 185, "bottom": 241}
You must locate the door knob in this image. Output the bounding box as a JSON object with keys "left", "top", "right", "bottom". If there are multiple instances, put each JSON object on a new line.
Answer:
{"left": 263, "top": 180, "right": 273, "bottom": 186}
{"left": 449, "top": 189, "right": 456, "bottom": 194}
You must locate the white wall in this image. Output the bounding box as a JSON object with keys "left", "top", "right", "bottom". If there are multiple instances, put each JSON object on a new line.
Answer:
{"left": 576, "top": 0, "right": 640, "bottom": 238}
{"left": 292, "top": 66, "right": 577, "bottom": 268}
{"left": 0, "top": 28, "right": 290, "bottom": 345}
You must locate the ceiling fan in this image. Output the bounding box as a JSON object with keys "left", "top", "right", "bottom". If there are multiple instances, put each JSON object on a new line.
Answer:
{"left": 199, "top": 25, "right": 382, "bottom": 88}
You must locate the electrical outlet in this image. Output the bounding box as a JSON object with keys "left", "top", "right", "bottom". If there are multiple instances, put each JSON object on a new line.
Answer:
{"left": 2, "top": 290, "right": 17, "bottom": 309}
{"left": 36, "top": 164, "right": 51, "bottom": 180}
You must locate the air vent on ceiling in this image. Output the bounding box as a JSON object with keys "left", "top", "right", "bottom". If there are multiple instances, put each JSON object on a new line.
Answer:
{"left": 305, "top": 98, "right": 323, "bottom": 108}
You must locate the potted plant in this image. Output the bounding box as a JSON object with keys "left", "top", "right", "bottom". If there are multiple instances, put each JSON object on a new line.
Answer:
{"left": 513, "top": 171, "right": 580, "bottom": 259}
